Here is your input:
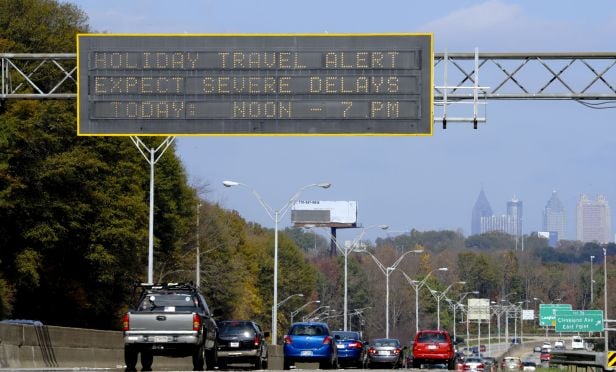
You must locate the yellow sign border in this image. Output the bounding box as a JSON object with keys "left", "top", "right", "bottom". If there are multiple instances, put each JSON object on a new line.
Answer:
{"left": 76, "top": 33, "right": 434, "bottom": 137}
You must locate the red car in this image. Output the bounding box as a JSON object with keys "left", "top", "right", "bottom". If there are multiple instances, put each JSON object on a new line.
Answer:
{"left": 412, "top": 330, "right": 456, "bottom": 369}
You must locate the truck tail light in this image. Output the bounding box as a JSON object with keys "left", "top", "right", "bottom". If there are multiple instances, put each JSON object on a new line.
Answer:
{"left": 322, "top": 336, "right": 332, "bottom": 345}
{"left": 254, "top": 335, "right": 260, "bottom": 346}
{"left": 284, "top": 335, "right": 292, "bottom": 345}
{"left": 192, "top": 313, "right": 201, "bottom": 331}
{"left": 122, "top": 313, "right": 129, "bottom": 331}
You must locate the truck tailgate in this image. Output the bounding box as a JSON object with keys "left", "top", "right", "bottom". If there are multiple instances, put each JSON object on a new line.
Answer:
{"left": 129, "top": 311, "right": 196, "bottom": 332}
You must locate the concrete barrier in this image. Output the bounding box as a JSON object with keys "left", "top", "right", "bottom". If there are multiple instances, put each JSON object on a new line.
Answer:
{"left": 0, "top": 323, "right": 192, "bottom": 369}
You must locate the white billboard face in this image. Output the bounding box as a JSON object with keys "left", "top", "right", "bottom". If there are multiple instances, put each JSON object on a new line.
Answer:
{"left": 292, "top": 200, "right": 357, "bottom": 227}
{"left": 522, "top": 309, "right": 535, "bottom": 320}
{"left": 468, "top": 298, "right": 491, "bottom": 320}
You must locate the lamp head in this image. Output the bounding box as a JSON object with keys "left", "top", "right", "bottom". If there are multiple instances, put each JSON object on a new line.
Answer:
{"left": 378, "top": 224, "right": 389, "bottom": 230}
{"left": 472, "top": 291, "right": 480, "bottom": 294}
{"left": 438, "top": 267, "right": 448, "bottom": 271}
{"left": 317, "top": 182, "right": 332, "bottom": 189}
{"left": 222, "top": 180, "right": 240, "bottom": 187}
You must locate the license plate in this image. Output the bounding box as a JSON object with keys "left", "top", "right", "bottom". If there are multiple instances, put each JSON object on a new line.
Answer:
{"left": 379, "top": 350, "right": 390, "bottom": 355}
{"left": 153, "top": 336, "right": 169, "bottom": 343}
{"left": 230, "top": 342, "right": 239, "bottom": 347}
{"left": 301, "top": 350, "right": 313, "bottom": 356}
{"left": 336, "top": 344, "right": 345, "bottom": 349}
{"left": 428, "top": 345, "right": 437, "bottom": 350}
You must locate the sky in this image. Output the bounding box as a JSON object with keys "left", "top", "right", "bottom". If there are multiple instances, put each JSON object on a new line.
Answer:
{"left": 68, "top": 0, "right": 616, "bottom": 244}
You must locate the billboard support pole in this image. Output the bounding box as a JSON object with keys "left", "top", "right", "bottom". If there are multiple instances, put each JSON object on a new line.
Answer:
{"left": 131, "top": 136, "right": 176, "bottom": 284}
{"left": 330, "top": 227, "right": 337, "bottom": 256}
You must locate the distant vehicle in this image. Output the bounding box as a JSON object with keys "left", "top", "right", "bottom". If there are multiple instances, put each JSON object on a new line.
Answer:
{"left": 533, "top": 346, "right": 542, "bottom": 353}
{"left": 510, "top": 337, "right": 522, "bottom": 345}
{"left": 122, "top": 282, "right": 218, "bottom": 371}
{"left": 554, "top": 340, "right": 565, "bottom": 350}
{"left": 283, "top": 322, "right": 338, "bottom": 370}
{"left": 332, "top": 331, "right": 366, "bottom": 368}
{"left": 571, "top": 335, "right": 584, "bottom": 350}
{"left": 216, "top": 320, "right": 268, "bottom": 370}
{"left": 540, "top": 351, "right": 550, "bottom": 362}
{"left": 501, "top": 356, "right": 523, "bottom": 371}
{"left": 461, "top": 356, "right": 485, "bottom": 372}
{"left": 412, "top": 329, "right": 456, "bottom": 369}
{"left": 542, "top": 341, "right": 551, "bottom": 349}
{"left": 522, "top": 361, "right": 537, "bottom": 371}
{"left": 366, "top": 338, "right": 403, "bottom": 369}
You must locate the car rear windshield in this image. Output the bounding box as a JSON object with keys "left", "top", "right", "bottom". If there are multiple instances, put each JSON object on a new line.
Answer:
{"left": 417, "top": 332, "right": 448, "bottom": 343}
{"left": 373, "top": 339, "right": 399, "bottom": 347}
{"left": 219, "top": 322, "right": 256, "bottom": 337}
{"left": 291, "top": 325, "right": 327, "bottom": 336}
{"left": 333, "top": 331, "right": 360, "bottom": 340}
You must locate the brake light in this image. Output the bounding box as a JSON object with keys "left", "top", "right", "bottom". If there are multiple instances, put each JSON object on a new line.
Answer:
{"left": 348, "top": 341, "right": 362, "bottom": 349}
{"left": 284, "top": 335, "right": 292, "bottom": 345}
{"left": 394, "top": 348, "right": 401, "bottom": 355}
{"left": 322, "top": 336, "right": 332, "bottom": 345}
{"left": 192, "top": 313, "right": 201, "bottom": 331}
{"left": 122, "top": 313, "right": 129, "bottom": 331}
{"left": 254, "top": 335, "right": 260, "bottom": 346}
{"left": 368, "top": 347, "right": 377, "bottom": 355}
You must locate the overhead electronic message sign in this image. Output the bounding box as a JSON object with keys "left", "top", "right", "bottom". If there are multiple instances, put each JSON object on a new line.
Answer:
{"left": 77, "top": 34, "right": 433, "bottom": 136}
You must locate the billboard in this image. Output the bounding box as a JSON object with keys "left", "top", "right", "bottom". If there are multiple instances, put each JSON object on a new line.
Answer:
{"left": 77, "top": 33, "right": 433, "bottom": 136}
{"left": 467, "top": 298, "right": 491, "bottom": 321}
{"left": 291, "top": 201, "right": 357, "bottom": 228}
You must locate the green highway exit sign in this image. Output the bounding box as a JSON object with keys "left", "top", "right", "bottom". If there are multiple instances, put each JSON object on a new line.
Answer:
{"left": 555, "top": 311, "right": 604, "bottom": 332}
{"left": 539, "top": 304, "right": 572, "bottom": 327}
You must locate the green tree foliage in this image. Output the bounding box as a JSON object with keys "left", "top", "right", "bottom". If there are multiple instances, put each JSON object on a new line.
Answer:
{"left": 457, "top": 252, "right": 500, "bottom": 298}
{"left": 465, "top": 231, "right": 516, "bottom": 250}
{"left": 0, "top": 0, "right": 196, "bottom": 328}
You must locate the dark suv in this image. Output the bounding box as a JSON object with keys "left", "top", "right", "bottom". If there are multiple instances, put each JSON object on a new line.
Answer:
{"left": 216, "top": 320, "right": 268, "bottom": 370}
{"left": 412, "top": 330, "right": 455, "bottom": 369}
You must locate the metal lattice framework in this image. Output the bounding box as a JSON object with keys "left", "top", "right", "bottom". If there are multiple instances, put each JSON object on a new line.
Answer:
{"left": 2, "top": 51, "right": 615, "bottom": 102}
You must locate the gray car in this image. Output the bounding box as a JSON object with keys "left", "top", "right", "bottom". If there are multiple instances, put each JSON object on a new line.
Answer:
{"left": 366, "top": 338, "right": 403, "bottom": 369}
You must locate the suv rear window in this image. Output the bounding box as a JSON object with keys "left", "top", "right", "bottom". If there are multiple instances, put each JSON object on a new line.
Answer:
{"left": 219, "top": 322, "right": 256, "bottom": 336}
{"left": 417, "top": 332, "right": 448, "bottom": 343}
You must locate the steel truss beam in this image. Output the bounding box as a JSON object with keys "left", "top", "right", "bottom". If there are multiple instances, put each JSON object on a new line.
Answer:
{"left": 2, "top": 52, "right": 615, "bottom": 101}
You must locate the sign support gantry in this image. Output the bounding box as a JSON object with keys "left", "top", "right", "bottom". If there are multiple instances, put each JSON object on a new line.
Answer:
{"left": 2, "top": 51, "right": 616, "bottom": 101}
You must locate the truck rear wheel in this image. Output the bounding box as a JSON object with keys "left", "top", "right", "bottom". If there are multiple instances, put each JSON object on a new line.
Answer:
{"left": 192, "top": 343, "right": 205, "bottom": 370}
{"left": 205, "top": 341, "right": 217, "bottom": 371}
{"left": 124, "top": 345, "right": 138, "bottom": 371}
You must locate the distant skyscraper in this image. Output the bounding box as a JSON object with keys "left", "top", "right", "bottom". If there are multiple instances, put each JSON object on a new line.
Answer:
{"left": 576, "top": 194, "right": 612, "bottom": 244}
{"left": 471, "top": 188, "right": 493, "bottom": 235}
{"left": 543, "top": 190, "right": 566, "bottom": 241}
{"left": 507, "top": 196, "right": 523, "bottom": 237}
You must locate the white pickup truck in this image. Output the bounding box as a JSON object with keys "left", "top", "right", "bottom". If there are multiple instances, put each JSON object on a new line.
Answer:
{"left": 122, "top": 283, "right": 218, "bottom": 371}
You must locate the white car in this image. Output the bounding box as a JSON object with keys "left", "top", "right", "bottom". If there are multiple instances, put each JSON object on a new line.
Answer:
{"left": 571, "top": 336, "right": 584, "bottom": 350}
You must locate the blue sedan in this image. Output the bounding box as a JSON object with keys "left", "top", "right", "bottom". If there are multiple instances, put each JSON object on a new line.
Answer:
{"left": 283, "top": 322, "right": 338, "bottom": 370}
{"left": 332, "top": 330, "right": 366, "bottom": 368}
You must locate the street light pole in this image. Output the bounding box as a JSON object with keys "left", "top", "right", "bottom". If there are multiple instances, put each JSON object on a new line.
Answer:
{"left": 343, "top": 225, "right": 388, "bottom": 331}
{"left": 223, "top": 180, "right": 331, "bottom": 345}
{"left": 291, "top": 300, "right": 320, "bottom": 324}
{"left": 428, "top": 281, "right": 466, "bottom": 330}
{"left": 590, "top": 255, "right": 595, "bottom": 307}
{"left": 402, "top": 267, "right": 448, "bottom": 333}
{"left": 603, "top": 247, "right": 608, "bottom": 354}
{"left": 362, "top": 249, "right": 423, "bottom": 338}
